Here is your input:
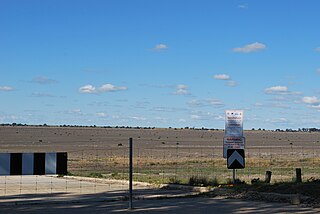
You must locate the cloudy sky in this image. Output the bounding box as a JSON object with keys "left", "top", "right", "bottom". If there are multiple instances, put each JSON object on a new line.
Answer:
{"left": 1, "top": 1, "right": 320, "bottom": 130}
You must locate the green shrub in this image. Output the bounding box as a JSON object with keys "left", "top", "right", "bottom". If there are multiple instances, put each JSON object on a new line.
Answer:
{"left": 88, "top": 172, "right": 104, "bottom": 178}
{"left": 169, "top": 177, "right": 181, "bottom": 184}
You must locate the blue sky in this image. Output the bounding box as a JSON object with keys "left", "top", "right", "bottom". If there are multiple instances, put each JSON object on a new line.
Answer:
{"left": 1, "top": 0, "right": 320, "bottom": 130}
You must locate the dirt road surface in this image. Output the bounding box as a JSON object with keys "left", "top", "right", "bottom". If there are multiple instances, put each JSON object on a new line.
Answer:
{"left": 1, "top": 197, "right": 319, "bottom": 214}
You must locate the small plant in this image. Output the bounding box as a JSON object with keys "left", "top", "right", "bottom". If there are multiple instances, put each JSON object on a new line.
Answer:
{"left": 188, "top": 176, "right": 209, "bottom": 186}
{"left": 67, "top": 171, "right": 74, "bottom": 176}
{"left": 209, "top": 177, "right": 220, "bottom": 186}
{"left": 111, "top": 172, "right": 118, "bottom": 177}
{"left": 227, "top": 178, "right": 246, "bottom": 185}
{"left": 88, "top": 172, "right": 104, "bottom": 178}
{"left": 169, "top": 177, "right": 181, "bottom": 184}
{"left": 251, "top": 178, "right": 261, "bottom": 184}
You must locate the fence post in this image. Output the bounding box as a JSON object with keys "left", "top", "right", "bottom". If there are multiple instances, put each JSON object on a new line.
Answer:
{"left": 265, "top": 171, "right": 272, "bottom": 183}
{"left": 129, "top": 138, "right": 133, "bottom": 210}
{"left": 296, "top": 168, "right": 302, "bottom": 183}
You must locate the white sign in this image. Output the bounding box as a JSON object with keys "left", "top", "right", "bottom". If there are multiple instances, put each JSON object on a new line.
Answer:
{"left": 225, "top": 110, "right": 243, "bottom": 137}
{"left": 223, "top": 137, "right": 245, "bottom": 158}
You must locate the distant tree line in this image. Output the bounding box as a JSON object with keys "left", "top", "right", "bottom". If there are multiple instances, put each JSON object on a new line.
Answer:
{"left": 251, "top": 127, "right": 320, "bottom": 132}
{"left": 278, "top": 128, "right": 320, "bottom": 132}
{"left": 180, "top": 127, "right": 220, "bottom": 131}
{"left": 0, "top": 123, "right": 156, "bottom": 130}
{"left": 1, "top": 123, "right": 320, "bottom": 132}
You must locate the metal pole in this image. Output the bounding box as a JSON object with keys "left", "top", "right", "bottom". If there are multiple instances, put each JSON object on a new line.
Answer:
{"left": 233, "top": 169, "right": 236, "bottom": 184}
{"left": 129, "top": 138, "right": 133, "bottom": 210}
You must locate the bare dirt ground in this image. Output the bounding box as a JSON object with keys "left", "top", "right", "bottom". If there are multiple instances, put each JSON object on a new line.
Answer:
{"left": 1, "top": 126, "right": 320, "bottom": 151}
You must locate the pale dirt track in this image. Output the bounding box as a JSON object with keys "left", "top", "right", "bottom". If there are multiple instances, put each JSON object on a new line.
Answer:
{"left": 0, "top": 175, "right": 192, "bottom": 205}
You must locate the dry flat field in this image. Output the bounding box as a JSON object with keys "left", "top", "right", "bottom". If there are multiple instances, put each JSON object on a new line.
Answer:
{"left": 1, "top": 126, "right": 320, "bottom": 184}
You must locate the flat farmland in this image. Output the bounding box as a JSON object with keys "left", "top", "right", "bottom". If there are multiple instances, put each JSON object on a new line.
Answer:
{"left": 1, "top": 126, "right": 320, "bottom": 184}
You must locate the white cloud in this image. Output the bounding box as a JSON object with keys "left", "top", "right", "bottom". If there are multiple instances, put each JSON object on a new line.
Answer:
{"left": 226, "top": 80, "right": 237, "bottom": 87}
{"left": 0, "top": 114, "right": 20, "bottom": 123}
{"left": 254, "top": 102, "right": 264, "bottom": 107}
{"left": 207, "top": 99, "right": 224, "bottom": 107}
{"left": 0, "top": 86, "right": 14, "bottom": 91}
{"left": 233, "top": 42, "right": 266, "bottom": 53}
{"left": 213, "top": 74, "right": 238, "bottom": 87}
{"left": 315, "top": 47, "right": 320, "bottom": 52}
{"left": 154, "top": 44, "right": 168, "bottom": 51}
{"left": 32, "top": 76, "right": 58, "bottom": 84}
{"left": 188, "top": 98, "right": 224, "bottom": 108}
{"left": 96, "top": 112, "right": 108, "bottom": 118}
{"left": 178, "top": 119, "right": 186, "bottom": 123}
{"left": 32, "top": 92, "right": 55, "bottom": 98}
{"left": 154, "top": 116, "right": 168, "bottom": 123}
{"left": 301, "top": 96, "right": 320, "bottom": 112}
{"left": 316, "top": 68, "right": 320, "bottom": 74}
{"left": 238, "top": 4, "right": 248, "bottom": 9}
{"left": 79, "top": 84, "right": 127, "bottom": 94}
{"left": 190, "top": 111, "right": 214, "bottom": 121}
{"left": 213, "top": 74, "right": 230, "bottom": 80}
{"left": 214, "top": 115, "right": 224, "bottom": 120}
{"left": 99, "top": 84, "right": 127, "bottom": 92}
{"left": 191, "top": 114, "right": 202, "bottom": 120}
{"left": 152, "top": 106, "right": 187, "bottom": 112}
{"left": 302, "top": 96, "right": 320, "bottom": 105}
{"left": 82, "top": 68, "right": 108, "bottom": 73}
{"left": 70, "top": 109, "right": 82, "bottom": 115}
{"left": 264, "top": 86, "right": 288, "bottom": 94}
{"left": 253, "top": 102, "right": 291, "bottom": 109}
{"left": 270, "top": 103, "right": 291, "bottom": 109}
{"left": 130, "top": 116, "right": 146, "bottom": 121}
{"left": 174, "top": 84, "right": 189, "bottom": 95}
{"left": 265, "top": 118, "right": 289, "bottom": 124}
{"left": 310, "top": 105, "right": 320, "bottom": 110}
{"left": 79, "top": 85, "right": 96, "bottom": 93}
{"left": 188, "top": 99, "right": 202, "bottom": 107}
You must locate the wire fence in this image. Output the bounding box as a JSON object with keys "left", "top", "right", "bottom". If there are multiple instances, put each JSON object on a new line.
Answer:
{"left": 1, "top": 141, "right": 320, "bottom": 198}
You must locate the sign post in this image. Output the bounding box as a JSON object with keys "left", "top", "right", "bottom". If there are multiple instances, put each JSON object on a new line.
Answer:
{"left": 224, "top": 110, "right": 245, "bottom": 184}
{"left": 129, "top": 138, "right": 133, "bottom": 210}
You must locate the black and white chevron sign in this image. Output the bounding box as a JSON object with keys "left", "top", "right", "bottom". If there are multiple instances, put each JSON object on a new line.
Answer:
{"left": 227, "top": 149, "right": 245, "bottom": 169}
{"left": 0, "top": 152, "right": 67, "bottom": 176}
